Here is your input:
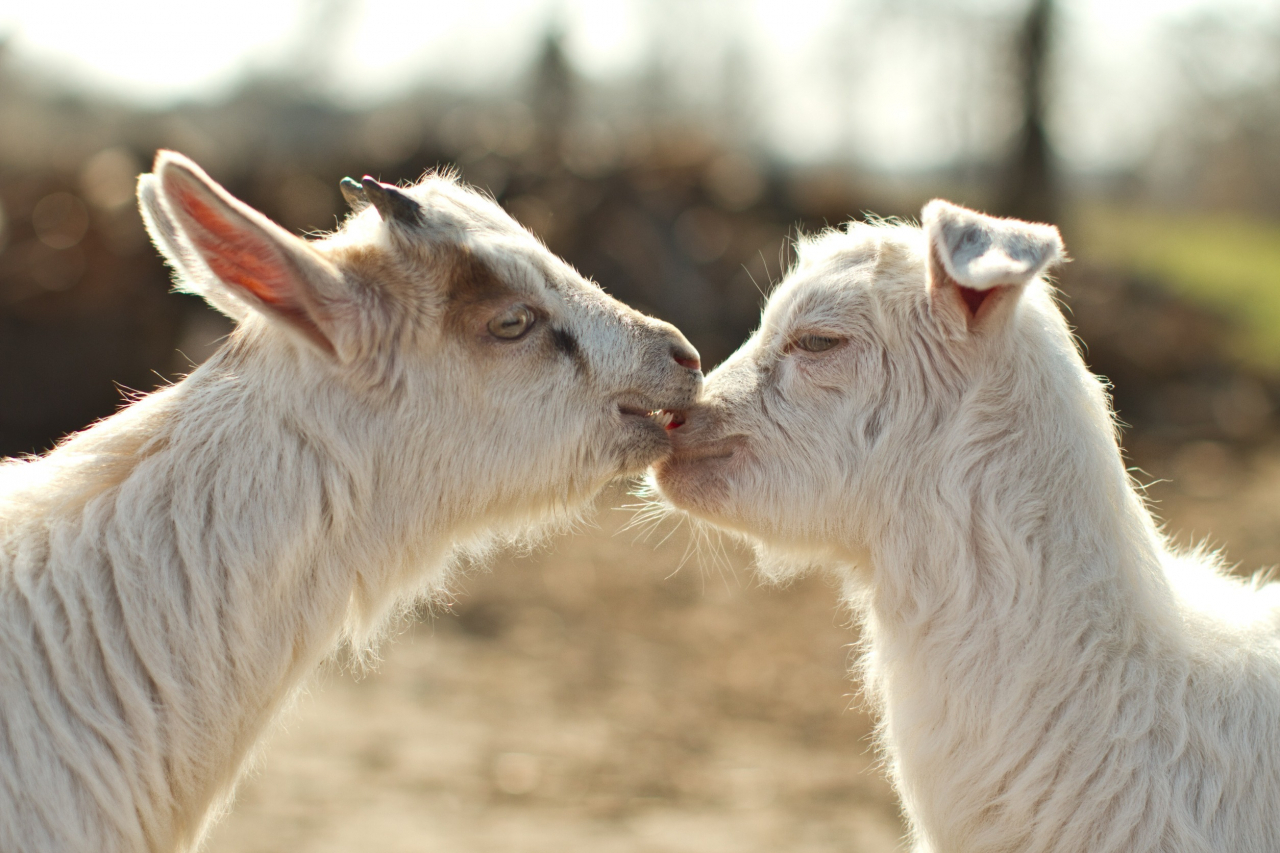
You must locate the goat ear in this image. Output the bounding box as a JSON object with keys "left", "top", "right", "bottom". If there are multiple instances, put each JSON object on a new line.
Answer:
{"left": 143, "top": 150, "right": 346, "bottom": 358}
{"left": 139, "top": 171, "right": 250, "bottom": 324}
{"left": 922, "top": 200, "right": 1064, "bottom": 337}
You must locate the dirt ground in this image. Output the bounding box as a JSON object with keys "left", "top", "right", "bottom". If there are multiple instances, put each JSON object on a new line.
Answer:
{"left": 204, "top": 443, "right": 1280, "bottom": 853}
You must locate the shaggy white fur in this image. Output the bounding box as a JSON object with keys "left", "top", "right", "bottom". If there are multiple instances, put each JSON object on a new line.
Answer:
{"left": 0, "top": 151, "right": 701, "bottom": 852}
{"left": 655, "top": 200, "right": 1280, "bottom": 852}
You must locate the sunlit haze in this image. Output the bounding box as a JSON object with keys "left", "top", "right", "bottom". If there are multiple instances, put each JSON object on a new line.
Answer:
{"left": 1, "top": 0, "right": 1275, "bottom": 170}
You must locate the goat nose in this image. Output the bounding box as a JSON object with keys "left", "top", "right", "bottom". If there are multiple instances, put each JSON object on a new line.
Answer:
{"left": 671, "top": 342, "right": 701, "bottom": 372}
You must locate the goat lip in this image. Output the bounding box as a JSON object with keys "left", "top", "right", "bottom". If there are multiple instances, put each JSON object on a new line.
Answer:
{"left": 667, "top": 436, "right": 744, "bottom": 464}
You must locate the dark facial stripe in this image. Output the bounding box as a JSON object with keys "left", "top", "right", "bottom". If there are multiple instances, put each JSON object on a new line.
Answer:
{"left": 550, "top": 326, "right": 586, "bottom": 373}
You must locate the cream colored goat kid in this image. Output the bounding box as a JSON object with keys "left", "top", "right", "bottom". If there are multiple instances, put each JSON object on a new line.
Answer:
{"left": 0, "top": 151, "right": 701, "bottom": 853}
{"left": 656, "top": 201, "right": 1280, "bottom": 852}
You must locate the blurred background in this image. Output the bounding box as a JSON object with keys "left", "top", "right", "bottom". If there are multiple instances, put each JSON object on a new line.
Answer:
{"left": 2, "top": 1, "right": 1280, "bottom": 850}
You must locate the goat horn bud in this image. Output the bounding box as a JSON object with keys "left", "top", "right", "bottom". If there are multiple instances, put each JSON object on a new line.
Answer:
{"left": 339, "top": 176, "right": 368, "bottom": 211}
{"left": 360, "top": 176, "right": 424, "bottom": 227}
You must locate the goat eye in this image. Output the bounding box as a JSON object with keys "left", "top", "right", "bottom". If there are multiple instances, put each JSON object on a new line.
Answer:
{"left": 795, "top": 334, "right": 841, "bottom": 353}
{"left": 488, "top": 304, "right": 535, "bottom": 340}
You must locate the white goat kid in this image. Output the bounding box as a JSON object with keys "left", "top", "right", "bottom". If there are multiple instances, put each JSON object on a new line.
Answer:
{"left": 655, "top": 201, "right": 1280, "bottom": 852}
{"left": 0, "top": 151, "right": 701, "bottom": 853}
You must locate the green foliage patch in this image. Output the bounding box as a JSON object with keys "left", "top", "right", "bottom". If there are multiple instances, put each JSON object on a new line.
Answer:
{"left": 1075, "top": 207, "right": 1280, "bottom": 368}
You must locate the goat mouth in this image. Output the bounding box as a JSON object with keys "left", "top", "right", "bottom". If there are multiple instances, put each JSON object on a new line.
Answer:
{"left": 618, "top": 404, "right": 687, "bottom": 431}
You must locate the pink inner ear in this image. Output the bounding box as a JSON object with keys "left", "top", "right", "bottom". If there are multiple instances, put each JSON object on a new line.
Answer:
{"left": 170, "top": 181, "right": 292, "bottom": 310}
{"left": 958, "top": 285, "right": 994, "bottom": 317}
{"left": 167, "top": 175, "right": 335, "bottom": 355}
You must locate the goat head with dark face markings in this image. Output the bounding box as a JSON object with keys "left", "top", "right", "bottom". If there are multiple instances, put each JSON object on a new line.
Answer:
{"left": 0, "top": 151, "right": 703, "bottom": 853}
{"left": 142, "top": 153, "right": 703, "bottom": 529}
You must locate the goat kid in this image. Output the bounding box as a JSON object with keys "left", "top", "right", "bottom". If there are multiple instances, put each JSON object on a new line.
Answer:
{"left": 0, "top": 151, "right": 701, "bottom": 853}
{"left": 655, "top": 201, "right": 1280, "bottom": 852}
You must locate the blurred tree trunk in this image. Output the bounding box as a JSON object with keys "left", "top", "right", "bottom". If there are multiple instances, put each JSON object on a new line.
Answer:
{"left": 1001, "top": 0, "right": 1056, "bottom": 224}
{"left": 530, "top": 27, "right": 575, "bottom": 171}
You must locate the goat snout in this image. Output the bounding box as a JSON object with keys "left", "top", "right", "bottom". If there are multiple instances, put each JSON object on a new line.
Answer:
{"left": 644, "top": 322, "right": 703, "bottom": 402}
{"left": 670, "top": 341, "right": 701, "bottom": 372}
{"left": 638, "top": 317, "right": 699, "bottom": 371}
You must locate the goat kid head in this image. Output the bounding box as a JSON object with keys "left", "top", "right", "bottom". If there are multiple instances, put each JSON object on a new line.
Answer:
{"left": 138, "top": 151, "right": 701, "bottom": 534}
{"left": 653, "top": 201, "right": 1065, "bottom": 573}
